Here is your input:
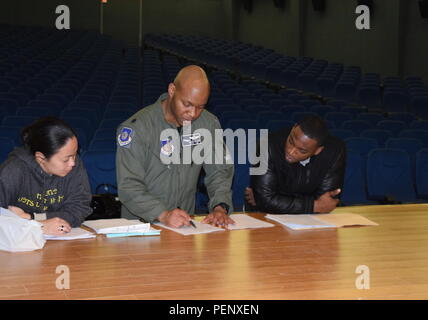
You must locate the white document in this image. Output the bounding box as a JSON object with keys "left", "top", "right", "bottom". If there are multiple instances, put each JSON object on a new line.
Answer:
{"left": 226, "top": 214, "right": 275, "bottom": 230}
{"left": 266, "top": 214, "right": 336, "bottom": 230}
{"left": 83, "top": 218, "right": 151, "bottom": 234}
{"left": 265, "top": 213, "right": 378, "bottom": 230}
{"left": 312, "top": 213, "right": 379, "bottom": 227}
{"left": 44, "top": 228, "right": 96, "bottom": 240}
{"left": 154, "top": 220, "right": 224, "bottom": 236}
{"left": 105, "top": 227, "right": 161, "bottom": 238}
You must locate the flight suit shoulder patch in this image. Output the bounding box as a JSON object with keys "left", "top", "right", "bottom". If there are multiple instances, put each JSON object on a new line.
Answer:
{"left": 118, "top": 126, "right": 134, "bottom": 147}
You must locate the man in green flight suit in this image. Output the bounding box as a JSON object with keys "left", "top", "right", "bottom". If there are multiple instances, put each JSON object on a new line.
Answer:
{"left": 116, "top": 65, "right": 235, "bottom": 228}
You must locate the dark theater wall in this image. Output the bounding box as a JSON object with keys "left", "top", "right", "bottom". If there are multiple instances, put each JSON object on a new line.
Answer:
{"left": 302, "top": 0, "right": 403, "bottom": 78}
{"left": 0, "top": 0, "right": 99, "bottom": 31}
{"left": 402, "top": 0, "right": 428, "bottom": 82}
{"left": 236, "top": 0, "right": 428, "bottom": 82}
{"left": 0, "top": 0, "right": 427, "bottom": 82}
{"left": 0, "top": 0, "right": 233, "bottom": 46}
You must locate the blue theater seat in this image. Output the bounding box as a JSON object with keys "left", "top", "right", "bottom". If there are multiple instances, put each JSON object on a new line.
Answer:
{"left": 16, "top": 107, "right": 52, "bottom": 118}
{"left": 410, "top": 120, "right": 428, "bottom": 131}
{"left": 1, "top": 116, "right": 37, "bottom": 128}
{"left": 325, "top": 112, "right": 353, "bottom": 128}
{"left": 265, "top": 120, "right": 295, "bottom": 132}
{"left": 383, "top": 90, "right": 409, "bottom": 112}
{"left": 376, "top": 120, "right": 407, "bottom": 135}
{"left": 345, "top": 137, "right": 379, "bottom": 157}
{"left": 291, "top": 112, "right": 317, "bottom": 123}
{"left": 341, "top": 106, "right": 367, "bottom": 118}
{"left": 357, "top": 113, "right": 384, "bottom": 126}
{"left": 360, "top": 129, "right": 394, "bottom": 147}
{"left": 357, "top": 86, "right": 381, "bottom": 107}
{"left": 330, "top": 129, "right": 355, "bottom": 141}
{"left": 232, "top": 162, "right": 251, "bottom": 210}
{"left": 0, "top": 99, "right": 19, "bottom": 115}
{"left": 280, "top": 105, "right": 306, "bottom": 119}
{"left": 341, "top": 120, "right": 372, "bottom": 135}
{"left": 61, "top": 116, "right": 94, "bottom": 141}
{"left": 309, "top": 105, "right": 337, "bottom": 117}
{"left": 386, "top": 138, "right": 424, "bottom": 175}
{"left": 398, "top": 129, "right": 428, "bottom": 147}
{"left": 387, "top": 112, "right": 416, "bottom": 123}
{"left": 93, "top": 128, "right": 117, "bottom": 141}
{"left": 416, "top": 149, "right": 428, "bottom": 199}
{"left": 61, "top": 108, "right": 99, "bottom": 127}
{"left": 98, "top": 118, "right": 125, "bottom": 131}
{"left": 257, "top": 111, "right": 285, "bottom": 128}
{"left": 0, "top": 137, "right": 15, "bottom": 164}
{"left": 219, "top": 111, "right": 250, "bottom": 127}
{"left": 81, "top": 150, "right": 117, "bottom": 194}
{"left": 226, "top": 119, "right": 259, "bottom": 131}
{"left": 412, "top": 96, "right": 428, "bottom": 119}
{"left": 26, "top": 100, "right": 64, "bottom": 114}
{"left": 367, "top": 149, "right": 417, "bottom": 203}
{"left": 341, "top": 150, "right": 372, "bottom": 205}
{"left": 89, "top": 138, "right": 117, "bottom": 151}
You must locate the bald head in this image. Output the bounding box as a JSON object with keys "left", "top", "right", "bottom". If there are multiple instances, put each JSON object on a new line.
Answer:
{"left": 164, "top": 65, "right": 210, "bottom": 126}
{"left": 173, "top": 65, "right": 210, "bottom": 92}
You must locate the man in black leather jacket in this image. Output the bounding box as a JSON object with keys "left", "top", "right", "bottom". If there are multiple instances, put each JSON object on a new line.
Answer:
{"left": 246, "top": 116, "right": 346, "bottom": 214}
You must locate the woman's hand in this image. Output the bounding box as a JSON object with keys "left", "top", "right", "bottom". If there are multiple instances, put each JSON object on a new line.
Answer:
{"left": 7, "top": 206, "right": 31, "bottom": 219}
{"left": 40, "top": 218, "right": 72, "bottom": 235}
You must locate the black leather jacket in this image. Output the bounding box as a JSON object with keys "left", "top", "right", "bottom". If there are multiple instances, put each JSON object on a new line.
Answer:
{"left": 251, "top": 127, "right": 346, "bottom": 214}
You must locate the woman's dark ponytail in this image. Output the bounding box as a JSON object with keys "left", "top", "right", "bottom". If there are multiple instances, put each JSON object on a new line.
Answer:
{"left": 21, "top": 117, "right": 77, "bottom": 159}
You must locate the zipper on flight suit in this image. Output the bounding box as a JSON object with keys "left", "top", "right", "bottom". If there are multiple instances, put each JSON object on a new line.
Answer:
{"left": 176, "top": 126, "right": 183, "bottom": 208}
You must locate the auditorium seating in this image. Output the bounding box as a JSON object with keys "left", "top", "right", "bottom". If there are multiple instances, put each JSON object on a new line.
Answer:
{"left": 416, "top": 149, "right": 428, "bottom": 199}
{"left": 81, "top": 150, "right": 117, "bottom": 194}
{"left": 367, "top": 149, "right": 418, "bottom": 203}
{"left": 340, "top": 150, "right": 374, "bottom": 205}
{"left": 1, "top": 26, "right": 428, "bottom": 210}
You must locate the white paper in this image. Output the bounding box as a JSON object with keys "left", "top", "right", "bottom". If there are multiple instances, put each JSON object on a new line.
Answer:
{"left": 44, "top": 228, "right": 96, "bottom": 240}
{"left": 226, "top": 214, "right": 275, "bottom": 230}
{"left": 154, "top": 220, "right": 224, "bottom": 236}
{"left": 83, "top": 218, "right": 151, "bottom": 234}
{"left": 265, "top": 213, "right": 378, "bottom": 230}
{"left": 0, "top": 208, "right": 46, "bottom": 252}
{"left": 313, "top": 213, "right": 379, "bottom": 227}
{"left": 265, "top": 214, "right": 336, "bottom": 230}
{"left": 0, "top": 207, "right": 21, "bottom": 218}
{"left": 105, "top": 227, "right": 161, "bottom": 238}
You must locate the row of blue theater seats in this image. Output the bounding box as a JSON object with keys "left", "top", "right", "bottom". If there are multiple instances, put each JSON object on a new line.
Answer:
{"left": 76, "top": 147, "right": 428, "bottom": 211}
{"left": 1, "top": 113, "right": 428, "bottom": 158}
{"left": 145, "top": 34, "right": 428, "bottom": 116}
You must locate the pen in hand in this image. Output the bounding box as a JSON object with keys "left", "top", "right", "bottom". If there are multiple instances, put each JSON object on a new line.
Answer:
{"left": 177, "top": 206, "right": 196, "bottom": 228}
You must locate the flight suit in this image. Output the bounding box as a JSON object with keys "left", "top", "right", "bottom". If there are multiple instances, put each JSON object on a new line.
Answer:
{"left": 116, "top": 93, "right": 234, "bottom": 222}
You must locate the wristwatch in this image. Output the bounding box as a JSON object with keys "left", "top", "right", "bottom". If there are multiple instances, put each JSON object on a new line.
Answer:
{"left": 214, "top": 202, "right": 230, "bottom": 213}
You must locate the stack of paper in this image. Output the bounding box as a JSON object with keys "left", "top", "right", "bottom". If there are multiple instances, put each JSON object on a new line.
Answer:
{"left": 266, "top": 215, "right": 335, "bottom": 230}
{"left": 226, "top": 214, "right": 275, "bottom": 230}
{"left": 154, "top": 220, "right": 225, "bottom": 236}
{"left": 105, "top": 227, "right": 161, "bottom": 238}
{"left": 155, "top": 215, "right": 275, "bottom": 235}
{"left": 83, "top": 218, "right": 151, "bottom": 234}
{"left": 265, "top": 213, "right": 378, "bottom": 230}
{"left": 44, "top": 228, "right": 96, "bottom": 240}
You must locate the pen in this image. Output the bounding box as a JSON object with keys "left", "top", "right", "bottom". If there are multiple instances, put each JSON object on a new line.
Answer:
{"left": 178, "top": 206, "right": 196, "bottom": 228}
